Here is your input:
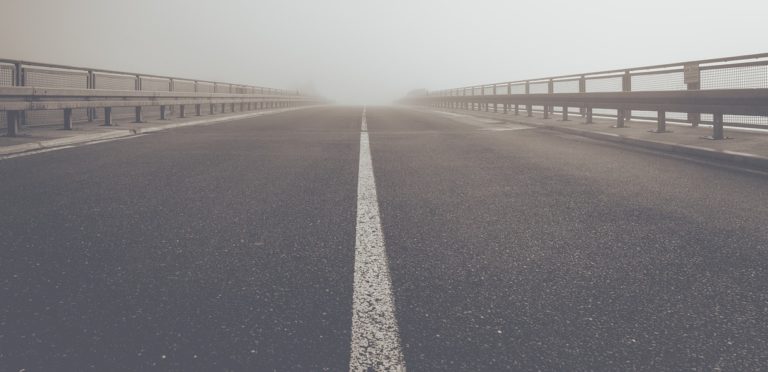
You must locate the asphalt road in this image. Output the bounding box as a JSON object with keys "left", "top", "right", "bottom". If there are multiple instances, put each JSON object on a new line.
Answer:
{"left": 1, "top": 106, "right": 767, "bottom": 371}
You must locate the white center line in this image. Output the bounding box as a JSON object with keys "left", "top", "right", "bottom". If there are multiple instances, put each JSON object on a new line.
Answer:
{"left": 349, "top": 106, "right": 406, "bottom": 372}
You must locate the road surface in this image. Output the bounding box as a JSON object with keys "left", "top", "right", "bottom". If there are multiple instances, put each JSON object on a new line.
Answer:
{"left": 1, "top": 106, "right": 767, "bottom": 371}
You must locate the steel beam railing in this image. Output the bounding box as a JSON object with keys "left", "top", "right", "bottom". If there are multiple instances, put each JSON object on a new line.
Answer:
{"left": 0, "top": 58, "right": 324, "bottom": 136}
{"left": 403, "top": 53, "right": 768, "bottom": 139}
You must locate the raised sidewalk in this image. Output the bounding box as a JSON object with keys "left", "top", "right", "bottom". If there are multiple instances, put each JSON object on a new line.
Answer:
{"left": 426, "top": 106, "right": 768, "bottom": 171}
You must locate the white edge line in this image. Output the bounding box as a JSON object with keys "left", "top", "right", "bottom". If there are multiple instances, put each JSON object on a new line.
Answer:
{"left": 0, "top": 106, "right": 316, "bottom": 161}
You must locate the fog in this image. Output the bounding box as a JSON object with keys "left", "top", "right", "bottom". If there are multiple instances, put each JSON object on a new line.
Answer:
{"left": 1, "top": 0, "right": 767, "bottom": 104}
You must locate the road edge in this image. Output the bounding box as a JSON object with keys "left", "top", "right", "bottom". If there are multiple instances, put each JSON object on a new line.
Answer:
{"left": 419, "top": 107, "right": 768, "bottom": 172}
{"left": 0, "top": 105, "right": 324, "bottom": 157}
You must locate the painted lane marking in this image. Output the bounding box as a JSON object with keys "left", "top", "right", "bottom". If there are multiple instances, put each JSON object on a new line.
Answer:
{"left": 349, "top": 107, "right": 406, "bottom": 371}
{"left": 0, "top": 146, "right": 76, "bottom": 160}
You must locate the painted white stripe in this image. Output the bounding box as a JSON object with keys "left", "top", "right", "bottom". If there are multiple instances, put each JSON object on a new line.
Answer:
{"left": 0, "top": 146, "right": 75, "bottom": 160}
{"left": 349, "top": 107, "right": 406, "bottom": 372}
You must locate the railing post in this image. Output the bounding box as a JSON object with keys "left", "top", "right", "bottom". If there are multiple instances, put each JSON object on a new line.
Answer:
{"left": 16, "top": 63, "right": 27, "bottom": 127}
{"left": 708, "top": 113, "right": 725, "bottom": 140}
{"left": 562, "top": 106, "right": 569, "bottom": 121}
{"left": 6, "top": 111, "right": 19, "bottom": 137}
{"left": 160, "top": 105, "right": 167, "bottom": 120}
{"left": 63, "top": 108, "right": 73, "bottom": 130}
{"left": 525, "top": 81, "right": 532, "bottom": 117}
{"left": 210, "top": 103, "right": 215, "bottom": 115}
{"left": 585, "top": 107, "right": 593, "bottom": 124}
{"left": 104, "top": 107, "right": 113, "bottom": 126}
{"left": 684, "top": 63, "right": 701, "bottom": 127}
{"left": 651, "top": 111, "right": 667, "bottom": 133}
{"left": 622, "top": 70, "right": 632, "bottom": 121}
{"left": 493, "top": 85, "right": 498, "bottom": 113}
{"left": 134, "top": 107, "right": 143, "bottom": 123}
{"left": 579, "top": 75, "right": 586, "bottom": 117}
{"left": 504, "top": 83, "right": 511, "bottom": 114}
{"left": 194, "top": 80, "right": 202, "bottom": 116}
{"left": 179, "top": 105, "right": 185, "bottom": 118}
{"left": 483, "top": 86, "right": 488, "bottom": 112}
{"left": 548, "top": 78, "right": 554, "bottom": 116}
{"left": 134, "top": 75, "right": 143, "bottom": 123}
{"left": 614, "top": 109, "right": 625, "bottom": 128}
{"left": 87, "top": 70, "right": 95, "bottom": 122}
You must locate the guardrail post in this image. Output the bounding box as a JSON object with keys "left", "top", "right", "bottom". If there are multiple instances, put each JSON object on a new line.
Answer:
{"left": 579, "top": 75, "right": 586, "bottom": 117}
{"left": 548, "top": 79, "right": 554, "bottom": 116}
{"left": 87, "top": 70, "right": 95, "bottom": 122}
{"left": 160, "top": 105, "right": 168, "bottom": 120}
{"left": 179, "top": 105, "right": 185, "bottom": 118}
{"left": 221, "top": 103, "right": 226, "bottom": 113}
{"left": 525, "top": 81, "right": 532, "bottom": 117}
{"left": 63, "top": 108, "right": 73, "bottom": 130}
{"left": 133, "top": 75, "right": 143, "bottom": 123}
{"left": 505, "top": 83, "right": 511, "bottom": 114}
{"left": 134, "top": 107, "right": 143, "bottom": 123}
{"left": 651, "top": 111, "right": 667, "bottom": 133}
{"left": 562, "top": 106, "right": 569, "bottom": 121}
{"left": 707, "top": 113, "right": 725, "bottom": 140}
{"left": 194, "top": 80, "right": 202, "bottom": 116}
{"left": 585, "top": 107, "right": 593, "bottom": 124}
{"left": 16, "top": 63, "right": 27, "bottom": 127}
{"left": 623, "top": 70, "right": 632, "bottom": 121}
{"left": 6, "top": 111, "right": 19, "bottom": 136}
{"left": 493, "top": 85, "right": 498, "bottom": 112}
{"left": 684, "top": 63, "right": 701, "bottom": 127}
{"left": 210, "top": 103, "right": 215, "bottom": 115}
{"left": 104, "top": 107, "right": 113, "bottom": 126}
{"left": 614, "top": 110, "right": 625, "bottom": 128}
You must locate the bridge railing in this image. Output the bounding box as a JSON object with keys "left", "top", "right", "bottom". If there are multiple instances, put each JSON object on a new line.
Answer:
{"left": 403, "top": 53, "right": 768, "bottom": 139}
{"left": 0, "top": 58, "right": 323, "bottom": 136}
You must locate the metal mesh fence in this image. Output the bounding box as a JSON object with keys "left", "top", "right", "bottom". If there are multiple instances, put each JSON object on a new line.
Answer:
{"left": 0, "top": 64, "right": 13, "bottom": 86}
{"left": 24, "top": 67, "right": 88, "bottom": 88}
{"left": 214, "top": 83, "right": 231, "bottom": 93}
{"left": 0, "top": 64, "right": 13, "bottom": 128}
{"left": 631, "top": 71, "right": 686, "bottom": 91}
{"left": 553, "top": 79, "right": 579, "bottom": 93}
{"left": 174, "top": 80, "right": 196, "bottom": 93}
{"left": 631, "top": 70, "right": 688, "bottom": 122}
{"left": 529, "top": 82, "right": 548, "bottom": 94}
{"left": 94, "top": 73, "right": 136, "bottom": 90}
{"left": 140, "top": 77, "right": 170, "bottom": 92}
{"left": 24, "top": 68, "right": 89, "bottom": 127}
{"left": 585, "top": 76, "right": 621, "bottom": 92}
{"left": 509, "top": 83, "right": 525, "bottom": 94}
{"left": 701, "top": 64, "right": 768, "bottom": 90}
{"left": 197, "top": 82, "right": 214, "bottom": 93}
{"left": 585, "top": 76, "right": 621, "bottom": 118}
{"left": 701, "top": 64, "right": 768, "bottom": 127}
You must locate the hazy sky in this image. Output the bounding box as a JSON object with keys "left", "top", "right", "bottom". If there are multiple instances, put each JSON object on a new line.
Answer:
{"left": 1, "top": 0, "right": 767, "bottom": 104}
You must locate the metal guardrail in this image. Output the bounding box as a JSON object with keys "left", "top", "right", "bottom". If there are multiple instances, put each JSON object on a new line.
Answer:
{"left": 0, "top": 58, "right": 324, "bottom": 136}
{"left": 402, "top": 53, "right": 768, "bottom": 139}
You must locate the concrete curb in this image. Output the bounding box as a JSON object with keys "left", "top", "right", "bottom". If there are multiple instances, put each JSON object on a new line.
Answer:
{"left": 0, "top": 106, "right": 317, "bottom": 157}
{"left": 427, "top": 108, "right": 768, "bottom": 172}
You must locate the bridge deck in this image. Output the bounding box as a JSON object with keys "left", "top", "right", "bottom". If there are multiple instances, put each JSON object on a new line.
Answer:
{"left": 1, "top": 106, "right": 767, "bottom": 370}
